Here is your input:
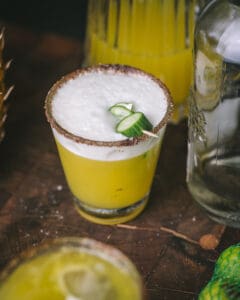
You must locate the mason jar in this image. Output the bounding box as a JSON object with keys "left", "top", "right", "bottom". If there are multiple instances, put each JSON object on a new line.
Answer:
{"left": 187, "top": 0, "right": 240, "bottom": 227}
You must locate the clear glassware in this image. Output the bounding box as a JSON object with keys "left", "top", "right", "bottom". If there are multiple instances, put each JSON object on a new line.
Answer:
{"left": 84, "top": 0, "right": 197, "bottom": 123}
{"left": 187, "top": 0, "right": 240, "bottom": 227}
{"left": 0, "top": 237, "right": 144, "bottom": 299}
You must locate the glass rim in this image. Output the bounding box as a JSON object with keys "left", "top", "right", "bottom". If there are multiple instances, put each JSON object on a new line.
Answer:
{"left": 0, "top": 237, "right": 143, "bottom": 290}
{"left": 45, "top": 64, "right": 173, "bottom": 148}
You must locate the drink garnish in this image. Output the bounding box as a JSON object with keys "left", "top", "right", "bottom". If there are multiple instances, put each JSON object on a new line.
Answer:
{"left": 116, "top": 112, "right": 153, "bottom": 137}
{"left": 109, "top": 102, "right": 157, "bottom": 138}
{"left": 114, "top": 102, "right": 134, "bottom": 111}
{"left": 109, "top": 103, "right": 133, "bottom": 119}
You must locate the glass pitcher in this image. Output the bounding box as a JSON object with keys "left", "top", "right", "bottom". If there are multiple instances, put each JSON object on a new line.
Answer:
{"left": 84, "top": 0, "right": 200, "bottom": 123}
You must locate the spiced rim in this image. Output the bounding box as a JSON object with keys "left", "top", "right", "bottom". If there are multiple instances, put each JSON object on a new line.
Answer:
{"left": 45, "top": 64, "right": 173, "bottom": 147}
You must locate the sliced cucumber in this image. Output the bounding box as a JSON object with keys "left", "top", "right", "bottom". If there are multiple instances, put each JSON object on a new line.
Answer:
{"left": 116, "top": 112, "right": 153, "bottom": 137}
{"left": 109, "top": 102, "right": 155, "bottom": 138}
{"left": 114, "top": 102, "right": 133, "bottom": 111}
{"left": 109, "top": 105, "right": 133, "bottom": 119}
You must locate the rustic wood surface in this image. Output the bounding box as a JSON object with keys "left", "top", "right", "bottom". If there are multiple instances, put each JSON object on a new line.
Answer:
{"left": 0, "top": 23, "right": 240, "bottom": 300}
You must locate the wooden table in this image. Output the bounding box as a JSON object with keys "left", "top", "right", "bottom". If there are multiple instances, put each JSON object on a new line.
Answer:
{"left": 0, "top": 23, "right": 240, "bottom": 300}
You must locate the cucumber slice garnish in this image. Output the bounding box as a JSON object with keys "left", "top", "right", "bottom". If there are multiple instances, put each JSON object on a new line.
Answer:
{"left": 116, "top": 112, "right": 153, "bottom": 137}
{"left": 109, "top": 102, "right": 156, "bottom": 138}
{"left": 114, "top": 102, "right": 133, "bottom": 111}
{"left": 109, "top": 105, "right": 133, "bottom": 119}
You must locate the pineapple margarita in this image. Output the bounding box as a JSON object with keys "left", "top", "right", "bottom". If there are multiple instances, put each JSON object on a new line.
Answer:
{"left": 0, "top": 238, "right": 143, "bottom": 299}
{"left": 45, "top": 65, "right": 172, "bottom": 224}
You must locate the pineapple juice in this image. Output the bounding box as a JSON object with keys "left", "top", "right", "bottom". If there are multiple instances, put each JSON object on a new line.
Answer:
{"left": 55, "top": 138, "right": 161, "bottom": 209}
{"left": 45, "top": 65, "right": 172, "bottom": 224}
{"left": 85, "top": 0, "right": 195, "bottom": 122}
{"left": 0, "top": 238, "right": 143, "bottom": 300}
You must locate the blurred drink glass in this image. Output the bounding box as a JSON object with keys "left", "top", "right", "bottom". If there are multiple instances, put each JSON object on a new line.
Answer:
{"left": 0, "top": 238, "right": 144, "bottom": 299}
{"left": 84, "top": 0, "right": 196, "bottom": 123}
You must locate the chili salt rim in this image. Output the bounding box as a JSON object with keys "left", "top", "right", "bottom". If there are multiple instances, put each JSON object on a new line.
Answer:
{"left": 45, "top": 64, "right": 173, "bottom": 147}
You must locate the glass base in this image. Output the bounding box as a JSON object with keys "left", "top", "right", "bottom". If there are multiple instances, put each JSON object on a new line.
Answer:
{"left": 73, "top": 196, "right": 149, "bottom": 225}
{"left": 195, "top": 200, "right": 240, "bottom": 229}
{"left": 188, "top": 172, "right": 240, "bottom": 228}
{"left": 189, "top": 184, "right": 240, "bottom": 228}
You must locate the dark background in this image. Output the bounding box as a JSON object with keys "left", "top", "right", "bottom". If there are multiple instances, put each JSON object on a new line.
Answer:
{"left": 0, "top": 0, "right": 88, "bottom": 39}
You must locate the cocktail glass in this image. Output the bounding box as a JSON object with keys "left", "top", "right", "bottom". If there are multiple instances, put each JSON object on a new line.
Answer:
{"left": 45, "top": 65, "right": 172, "bottom": 225}
{"left": 0, "top": 237, "right": 144, "bottom": 299}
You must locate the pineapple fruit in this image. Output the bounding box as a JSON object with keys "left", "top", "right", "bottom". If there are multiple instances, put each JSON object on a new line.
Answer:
{"left": 199, "top": 244, "right": 240, "bottom": 299}
{"left": 0, "top": 28, "right": 13, "bottom": 143}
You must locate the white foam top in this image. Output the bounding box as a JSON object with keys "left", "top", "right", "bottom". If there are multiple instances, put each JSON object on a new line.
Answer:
{"left": 51, "top": 68, "right": 168, "bottom": 160}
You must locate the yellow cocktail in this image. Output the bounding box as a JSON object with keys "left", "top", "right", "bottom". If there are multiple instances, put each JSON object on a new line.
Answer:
{"left": 85, "top": 0, "right": 196, "bottom": 122}
{"left": 0, "top": 238, "right": 143, "bottom": 300}
{"left": 56, "top": 139, "right": 161, "bottom": 223}
{"left": 45, "top": 65, "right": 172, "bottom": 224}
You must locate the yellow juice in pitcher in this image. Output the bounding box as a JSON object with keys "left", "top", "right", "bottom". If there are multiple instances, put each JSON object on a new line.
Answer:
{"left": 45, "top": 65, "right": 172, "bottom": 224}
{"left": 85, "top": 0, "right": 196, "bottom": 122}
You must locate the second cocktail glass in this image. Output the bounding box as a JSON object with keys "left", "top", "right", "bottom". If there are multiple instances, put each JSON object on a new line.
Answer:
{"left": 0, "top": 237, "right": 144, "bottom": 299}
